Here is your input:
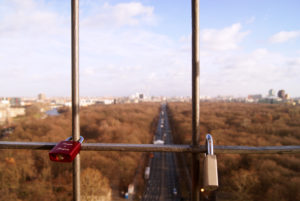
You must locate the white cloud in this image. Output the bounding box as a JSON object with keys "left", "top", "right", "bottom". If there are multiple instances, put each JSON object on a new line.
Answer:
{"left": 200, "top": 47, "right": 300, "bottom": 96}
{"left": 78, "top": 27, "right": 190, "bottom": 96}
{"left": 201, "top": 23, "right": 249, "bottom": 51}
{"left": 0, "top": 0, "right": 66, "bottom": 37}
{"left": 1, "top": 2, "right": 299, "bottom": 97}
{"left": 0, "top": 0, "right": 70, "bottom": 96}
{"left": 0, "top": 0, "right": 190, "bottom": 97}
{"left": 112, "top": 2, "right": 154, "bottom": 26}
{"left": 81, "top": 2, "right": 155, "bottom": 28}
{"left": 198, "top": 22, "right": 300, "bottom": 97}
{"left": 269, "top": 31, "right": 300, "bottom": 43}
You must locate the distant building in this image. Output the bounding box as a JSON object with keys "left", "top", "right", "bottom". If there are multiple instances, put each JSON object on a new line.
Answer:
{"left": 131, "top": 93, "right": 145, "bottom": 99}
{"left": 268, "top": 89, "right": 275, "bottom": 97}
{"left": 166, "top": 96, "right": 191, "bottom": 102}
{"left": 80, "top": 98, "right": 95, "bottom": 107}
{"left": 38, "top": 93, "right": 46, "bottom": 101}
{"left": 247, "top": 94, "right": 262, "bottom": 102}
{"left": 200, "top": 96, "right": 211, "bottom": 102}
{"left": 10, "top": 97, "right": 22, "bottom": 106}
{"left": 64, "top": 102, "right": 72, "bottom": 107}
{"left": 95, "top": 99, "right": 114, "bottom": 105}
{"left": 215, "top": 96, "right": 234, "bottom": 102}
{"left": 285, "top": 93, "right": 290, "bottom": 100}
{"left": 129, "top": 92, "right": 146, "bottom": 103}
{"left": 0, "top": 105, "right": 25, "bottom": 124}
{"left": 278, "top": 90, "right": 286, "bottom": 99}
{"left": 260, "top": 89, "right": 281, "bottom": 104}
{"left": 0, "top": 98, "right": 10, "bottom": 106}
{"left": 150, "top": 96, "right": 162, "bottom": 102}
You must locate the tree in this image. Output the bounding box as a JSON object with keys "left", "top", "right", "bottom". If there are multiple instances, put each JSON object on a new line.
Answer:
{"left": 81, "top": 168, "right": 112, "bottom": 201}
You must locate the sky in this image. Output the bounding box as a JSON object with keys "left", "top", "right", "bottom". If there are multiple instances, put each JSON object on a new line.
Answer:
{"left": 0, "top": 0, "right": 300, "bottom": 98}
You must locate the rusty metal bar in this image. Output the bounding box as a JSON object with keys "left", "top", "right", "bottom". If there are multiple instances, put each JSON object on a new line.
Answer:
{"left": 191, "top": 0, "right": 200, "bottom": 200}
{"left": 2, "top": 141, "right": 299, "bottom": 154}
{"left": 71, "top": 0, "right": 80, "bottom": 200}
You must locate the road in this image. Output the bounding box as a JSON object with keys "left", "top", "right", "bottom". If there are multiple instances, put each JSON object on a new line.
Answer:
{"left": 142, "top": 104, "right": 181, "bottom": 201}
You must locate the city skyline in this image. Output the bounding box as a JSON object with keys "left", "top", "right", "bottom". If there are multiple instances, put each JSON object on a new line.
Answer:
{"left": 0, "top": 0, "right": 300, "bottom": 97}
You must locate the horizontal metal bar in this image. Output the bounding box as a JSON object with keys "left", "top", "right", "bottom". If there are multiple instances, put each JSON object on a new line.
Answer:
{"left": 0, "top": 141, "right": 56, "bottom": 150}
{"left": 0, "top": 141, "right": 300, "bottom": 154}
{"left": 82, "top": 143, "right": 201, "bottom": 152}
{"left": 214, "top": 145, "right": 300, "bottom": 154}
{"left": 0, "top": 141, "right": 202, "bottom": 152}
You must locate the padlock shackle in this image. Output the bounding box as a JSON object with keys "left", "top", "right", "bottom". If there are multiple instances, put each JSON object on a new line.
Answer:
{"left": 65, "top": 136, "right": 73, "bottom": 141}
{"left": 206, "top": 134, "right": 214, "bottom": 155}
{"left": 65, "top": 136, "right": 84, "bottom": 143}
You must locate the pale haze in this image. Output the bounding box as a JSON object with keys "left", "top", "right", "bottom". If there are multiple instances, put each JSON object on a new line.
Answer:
{"left": 0, "top": 0, "right": 300, "bottom": 97}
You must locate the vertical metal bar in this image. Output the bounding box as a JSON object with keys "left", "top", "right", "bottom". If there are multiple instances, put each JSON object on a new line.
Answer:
{"left": 71, "top": 0, "right": 80, "bottom": 201}
{"left": 191, "top": 0, "right": 200, "bottom": 151}
{"left": 191, "top": 0, "right": 200, "bottom": 201}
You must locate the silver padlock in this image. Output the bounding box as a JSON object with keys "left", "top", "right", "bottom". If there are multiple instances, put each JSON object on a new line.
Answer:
{"left": 203, "top": 134, "right": 218, "bottom": 191}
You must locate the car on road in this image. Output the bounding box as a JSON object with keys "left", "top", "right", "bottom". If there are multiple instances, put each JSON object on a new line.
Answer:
{"left": 153, "top": 140, "right": 164, "bottom": 145}
{"left": 173, "top": 187, "right": 177, "bottom": 195}
{"left": 144, "top": 167, "right": 150, "bottom": 179}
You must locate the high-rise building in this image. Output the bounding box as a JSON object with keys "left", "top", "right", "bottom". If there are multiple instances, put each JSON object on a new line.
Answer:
{"left": 268, "top": 89, "right": 275, "bottom": 96}
{"left": 10, "top": 97, "right": 21, "bottom": 106}
{"left": 38, "top": 93, "right": 46, "bottom": 101}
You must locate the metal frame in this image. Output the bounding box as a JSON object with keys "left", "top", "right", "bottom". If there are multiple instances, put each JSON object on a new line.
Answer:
{"left": 1, "top": 0, "right": 300, "bottom": 201}
{"left": 1, "top": 142, "right": 300, "bottom": 154}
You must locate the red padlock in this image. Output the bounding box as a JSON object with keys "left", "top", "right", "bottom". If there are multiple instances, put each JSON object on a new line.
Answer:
{"left": 49, "top": 136, "right": 84, "bottom": 162}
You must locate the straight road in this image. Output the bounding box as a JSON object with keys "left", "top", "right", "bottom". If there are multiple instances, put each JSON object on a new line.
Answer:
{"left": 142, "top": 104, "right": 181, "bottom": 201}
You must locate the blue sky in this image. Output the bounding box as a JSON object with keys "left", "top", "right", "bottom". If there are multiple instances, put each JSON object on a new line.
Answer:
{"left": 0, "top": 0, "right": 299, "bottom": 97}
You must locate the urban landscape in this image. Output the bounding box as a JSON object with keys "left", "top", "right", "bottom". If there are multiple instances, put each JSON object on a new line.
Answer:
{"left": 1, "top": 88, "right": 300, "bottom": 126}
{"left": 1, "top": 0, "right": 300, "bottom": 201}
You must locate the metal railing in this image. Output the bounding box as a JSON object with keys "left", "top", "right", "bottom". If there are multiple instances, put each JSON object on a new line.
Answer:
{"left": 1, "top": 142, "right": 300, "bottom": 154}
{"left": 1, "top": 1, "right": 300, "bottom": 201}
